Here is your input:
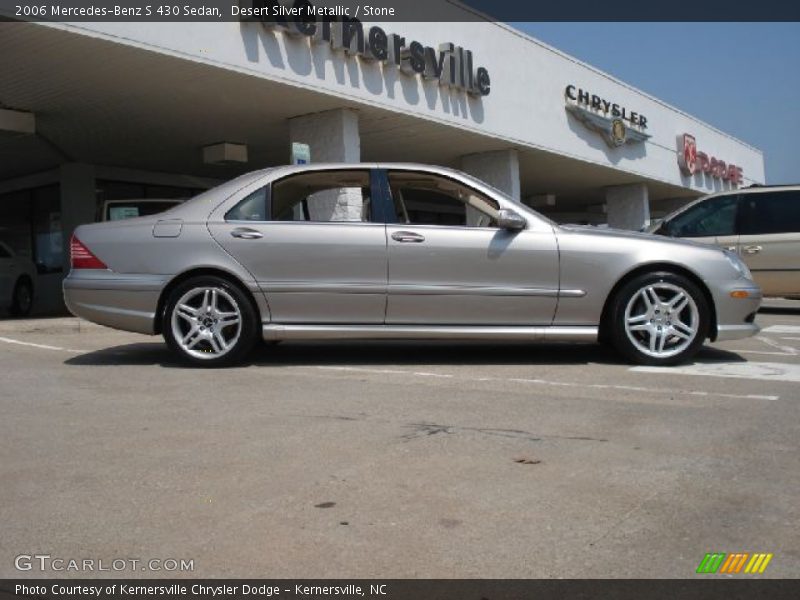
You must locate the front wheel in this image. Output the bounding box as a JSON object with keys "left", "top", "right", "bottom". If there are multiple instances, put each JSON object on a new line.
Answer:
{"left": 162, "top": 276, "right": 259, "bottom": 367}
{"left": 608, "top": 271, "right": 710, "bottom": 366}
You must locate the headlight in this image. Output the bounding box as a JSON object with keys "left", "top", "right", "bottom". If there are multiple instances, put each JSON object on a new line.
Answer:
{"left": 724, "top": 250, "right": 752, "bottom": 280}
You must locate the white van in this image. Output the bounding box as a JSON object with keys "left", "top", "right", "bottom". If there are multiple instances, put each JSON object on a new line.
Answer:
{"left": 650, "top": 185, "right": 800, "bottom": 298}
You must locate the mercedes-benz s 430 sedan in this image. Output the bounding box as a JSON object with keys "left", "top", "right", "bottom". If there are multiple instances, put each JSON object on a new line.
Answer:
{"left": 64, "top": 163, "right": 761, "bottom": 367}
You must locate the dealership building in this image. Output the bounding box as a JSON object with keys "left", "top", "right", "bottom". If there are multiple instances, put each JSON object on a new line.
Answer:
{"left": 0, "top": 3, "right": 765, "bottom": 314}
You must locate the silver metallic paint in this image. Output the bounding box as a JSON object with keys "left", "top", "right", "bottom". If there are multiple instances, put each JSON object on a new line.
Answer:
{"left": 63, "top": 163, "right": 761, "bottom": 347}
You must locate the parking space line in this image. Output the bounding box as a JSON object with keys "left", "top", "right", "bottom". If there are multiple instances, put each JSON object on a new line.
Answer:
{"left": 762, "top": 325, "right": 800, "bottom": 334}
{"left": 731, "top": 350, "right": 795, "bottom": 357}
{"left": 633, "top": 361, "right": 800, "bottom": 384}
{"left": 0, "top": 336, "right": 83, "bottom": 353}
{"left": 315, "top": 366, "right": 779, "bottom": 401}
{"left": 756, "top": 336, "right": 798, "bottom": 355}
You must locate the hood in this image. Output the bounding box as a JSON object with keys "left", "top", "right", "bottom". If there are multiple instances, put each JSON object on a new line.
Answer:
{"left": 557, "top": 224, "right": 720, "bottom": 252}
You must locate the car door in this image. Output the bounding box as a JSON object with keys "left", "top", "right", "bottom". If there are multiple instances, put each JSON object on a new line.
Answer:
{"left": 380, "top": 169, "right": 559, "bottom": 325}
{"left": 737, "top": 191, "right": 800, "bottom": 296}
{"left": 208, "top": 168, "right": 389, "bottom": 324}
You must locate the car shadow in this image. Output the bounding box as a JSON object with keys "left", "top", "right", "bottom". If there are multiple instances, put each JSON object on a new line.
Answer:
{"left": 759, "top": 306, "right": 800, "bottom": 316}
{"left": 63, "top": 339, "right": 748, "bottom": 369}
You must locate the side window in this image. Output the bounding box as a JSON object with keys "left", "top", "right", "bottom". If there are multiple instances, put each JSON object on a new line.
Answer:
{"left": 739, "top": 191, "right": 800, "bottom": 235}
{"left": 271, "top": 170, "right": 371, "bottom": 223}
{"left": 226, "top": 187, "right": 268, "bottom": 222}
{"left": 666, "top": 195, "right": 738, "bottom": 237}
{"left": 387, "top": 171, "right": 500, "bottom": 228}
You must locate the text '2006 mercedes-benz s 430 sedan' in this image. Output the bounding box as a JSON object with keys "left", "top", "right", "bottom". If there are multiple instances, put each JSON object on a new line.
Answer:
{"left": 64, "top": 163, "right": 761, "bottom": 367}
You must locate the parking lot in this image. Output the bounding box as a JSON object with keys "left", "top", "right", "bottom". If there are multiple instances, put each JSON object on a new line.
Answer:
{"left": 1, "top": 302, "right": 799, "bottom": 579}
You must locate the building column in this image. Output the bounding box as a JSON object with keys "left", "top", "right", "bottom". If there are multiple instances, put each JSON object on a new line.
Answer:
{"left": 605, "top": 183, "right": 650, "bottom": 230}
{"left": 460, "top": 149, "right": 521, "bottom": 202}
{"left": 59, "top": 163, "right": 96, "bottom": 272}
{"left": 289, "top": 109, "right": 361, "bottom": 221}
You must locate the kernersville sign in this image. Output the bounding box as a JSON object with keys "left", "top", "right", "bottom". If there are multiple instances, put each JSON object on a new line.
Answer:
{"left": 240, "top": 0, "right": 491, "bottom": 97}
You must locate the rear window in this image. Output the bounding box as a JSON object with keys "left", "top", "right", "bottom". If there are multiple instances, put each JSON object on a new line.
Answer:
{"left": 739, "top": 191, "right": 800, "bottom": 235}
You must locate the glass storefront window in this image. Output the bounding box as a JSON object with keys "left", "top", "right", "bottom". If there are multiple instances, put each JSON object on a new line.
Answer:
{"left": 31, "top": 186, "right": 63, "bottom": 274}
{"left": 0, "top": 184, "right": 62, "bottom": 273}
{"left": 94, "top": 180, "right": 202, "bottom": 221}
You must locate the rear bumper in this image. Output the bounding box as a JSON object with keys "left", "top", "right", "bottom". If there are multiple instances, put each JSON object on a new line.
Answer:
{"left": 63, "top": 272, "right": 165, "bottom": 335}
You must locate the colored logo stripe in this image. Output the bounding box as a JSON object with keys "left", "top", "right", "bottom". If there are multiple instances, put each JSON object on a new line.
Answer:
{"left": 744, "top": 553, "right": 774, "bottom": 574}
{"left": 697, "top": 553, "right": 726, "bottom": 573}
{"left": 720, "top": 553, "right": 749, "bottom": 573}
{"left": 697, "top": 552, "right": 773, "bottom": 574}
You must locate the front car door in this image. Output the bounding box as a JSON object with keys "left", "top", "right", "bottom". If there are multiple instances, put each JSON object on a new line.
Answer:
{"left": 380, "top": 168, "right": 559, "bottom": 325}
{"left": 737, "top": 190, "right": 800, "bottom": 297}
{"left": 208, "top": 167, "right": 388, "bottom": 324}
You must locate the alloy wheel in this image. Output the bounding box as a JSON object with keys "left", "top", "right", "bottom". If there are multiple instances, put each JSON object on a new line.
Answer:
{"left": 170, "top": 286, "right": 242, "bottom": 360}
{"left": 623, "top": 282, "right": 700, "bottom": 359}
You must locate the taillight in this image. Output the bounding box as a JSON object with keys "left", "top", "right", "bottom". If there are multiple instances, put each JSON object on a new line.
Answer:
{"left": 70, "top": 235, "right": 108, "bottom": 270}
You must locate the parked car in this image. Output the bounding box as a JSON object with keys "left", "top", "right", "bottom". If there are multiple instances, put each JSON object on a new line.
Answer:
{"left": 0, "top": 241, "right": 36, "bottom": 317}
{"left": 64, "top": 163, "right": 761, "bottom": 367}
{"left": 649, "top": 185, "right": 800, "bottom": 298}
{"left": 100, "top": 198, "right": 184, "bottom": 222}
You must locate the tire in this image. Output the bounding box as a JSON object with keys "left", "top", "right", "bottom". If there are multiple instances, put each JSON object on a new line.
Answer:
{"left": 10, "top": 278, "right": 33, "bottom": 317}
{"left": 608, "top": 271, "right": 710, "bottom": 366}
{"left": 162, "top": 275, "right": 259, "bottom": 367}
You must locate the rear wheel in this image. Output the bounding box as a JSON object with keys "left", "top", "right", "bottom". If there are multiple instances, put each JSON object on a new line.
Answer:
{"left": 609, "top": 271, "right": 709, "bottom": 366}
{"left": 163, "top": 276, "right": 258, "bottom": 367}
{"left": 10, "top": 278, "right": 33, "bottom": 317}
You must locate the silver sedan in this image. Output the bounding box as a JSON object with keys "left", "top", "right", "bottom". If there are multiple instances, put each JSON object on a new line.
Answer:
{"left": 64, "top": 163, "right": 761, "bottom": 367}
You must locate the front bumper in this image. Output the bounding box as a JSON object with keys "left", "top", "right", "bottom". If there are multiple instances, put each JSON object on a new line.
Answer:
{"left": 63, "top": 271, "right": 166, "bottom": 335}
{"left": 709, "top": 281, "right": 762, "bottom": 342}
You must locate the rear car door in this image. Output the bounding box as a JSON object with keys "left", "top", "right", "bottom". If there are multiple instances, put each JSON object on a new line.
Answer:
{"left": 380, "top": 169, "right": 559, "bottom": 325}
{"left": 737, "top": 190, "right": 800, "bottom": 296}
{"left": 208, "top": 168, "right": 388, "bottom": 324}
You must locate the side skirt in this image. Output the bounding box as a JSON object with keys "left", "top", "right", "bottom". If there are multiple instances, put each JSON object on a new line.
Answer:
{"left": 262, "top": 324, "right": 598, "bottom": 342}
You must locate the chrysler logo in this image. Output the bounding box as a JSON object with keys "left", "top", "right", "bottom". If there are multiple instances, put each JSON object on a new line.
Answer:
{"left": 566, "top": 104, "right": 650, "bottom": 148}
{"left": 565, "top": 85, "right": 650, "bottom": 148}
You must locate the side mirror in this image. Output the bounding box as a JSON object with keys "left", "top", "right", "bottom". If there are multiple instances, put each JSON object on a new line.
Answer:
{"left": 497, "top": 209, "right": 526, "bottom": 231}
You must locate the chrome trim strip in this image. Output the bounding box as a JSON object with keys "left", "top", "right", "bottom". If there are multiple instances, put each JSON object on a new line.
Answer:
{"left": 388, "top": 284, "right": 560, "bottom": 297}
{"left": 559, "top": 289, "right": 587, "bottom": 298}
{"left": 262, "top": 324, "right": 598, "bottom": 342}
{"left": 260, "top": 282, "right": 569, "bottom": 297}
{"left": 259, "top": 282, "right": 384, "bottom": 294}
{"left": 64, "top": 275, "right": 167, "bottom": 292}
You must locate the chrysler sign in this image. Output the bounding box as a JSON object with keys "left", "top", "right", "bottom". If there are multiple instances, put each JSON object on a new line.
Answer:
{"left": 565, "top": 85, "right": 650, "bottom": 147}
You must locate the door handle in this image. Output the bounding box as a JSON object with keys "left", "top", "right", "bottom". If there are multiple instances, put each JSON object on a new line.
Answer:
{"left": 743, "top": 245, "right": 762, "bottom": 254}
{"left": 391, "top": 231, "right": 425, "bottom": 243}
{"left": 231, "top": 227, "right": 263, "bottom": 240}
